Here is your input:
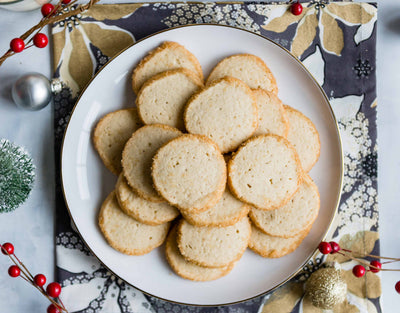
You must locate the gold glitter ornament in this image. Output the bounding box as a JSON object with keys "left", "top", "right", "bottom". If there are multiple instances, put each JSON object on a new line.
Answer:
{"left": 304, "top": 266, "right": 347, "bottom": 309}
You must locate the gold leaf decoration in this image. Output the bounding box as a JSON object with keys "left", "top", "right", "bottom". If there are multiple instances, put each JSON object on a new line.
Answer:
{"left": 291, "top": 13, "right": 318, "bottom": 58}
{"left": 53, "top": 29, "right": 66, "bottom": 70}
{"left": 327, "top": 3, "right": 374, "bottom": 24}
{"left": 82, "top": 23, "right": 134, "bottom": 58}
{"left": 262, "top": 7, "right": 310, "bottom": 33}
{"left": 321, "top": 11, "right": 344, "bottom": 56}
{"left": 261, "top": 282, "right": 303, "bottom": 313}
{"left": 69, "top": 29, "right": 93, "bottom": 91}
{"left": 85, "top": 4, "right": 142, "bottom": 20}
{"left": 342, "top": 270, "right": 381, "bottom": 299}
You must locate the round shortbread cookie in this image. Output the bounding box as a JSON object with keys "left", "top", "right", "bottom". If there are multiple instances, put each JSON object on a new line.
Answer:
{"left": 115, "top": 174, "right": 180, "bottom": 226}
{"left": 249, "top": 223, "right": 310, "bottom": 258}
{"left": 177, "top": 216, "right": 251, "bottom": 268}
{"left": 184, "top": 77, "right": 258, "bottom": 153}
{"left": 228, "top": 134, "right": 302, "bottom": 211}
{"left": 152, "top": 134, "right": 226, "bottom": 213}
{"left": 93, "top": 108, "right": 142, "bottom": 175}
{"left": 122, "top": 124, "right": 182, "bottom": 202}
{"left": 249, "top": 174, "right": 320, "bottom": 238}
{"left": 206, "top": 54, "right": 278, "bottom": 94}
{"left": 137, "top": 69, "right": 203, "bottom": 131}
{"left": 132, "top": 41, "right": 203, "bottom": 94}
{"left": 284, "top": 105, "right": 321, "bottom": 172}
{"left": 181, "top": 189, "right": 250, "bottom": 227}
{"left": 98, "top": 191, "right": 170, "bottom": 255}
{"left": 166, "top": 225, "right": 235, "bottom": 281}
{"left": 252, "top": 89, "right": 289, "bottom": 138}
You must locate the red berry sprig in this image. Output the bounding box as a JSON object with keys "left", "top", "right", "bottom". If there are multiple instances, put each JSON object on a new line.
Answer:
{"left": 291, "top": 1, "right": 303, "bottom": 16}
{"left": 0, "top": 0, "right": 101, "bottom": 67}
{"left": 1, "top": 242, "right": 68, "bottom": 313}
{"left": 319, "top": 241, "right": 400, "bottom": 293}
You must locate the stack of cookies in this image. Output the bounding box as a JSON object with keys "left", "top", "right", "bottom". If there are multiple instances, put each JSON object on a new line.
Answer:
{"left": 93, "top": 41, "right": 321, "bottom": 281}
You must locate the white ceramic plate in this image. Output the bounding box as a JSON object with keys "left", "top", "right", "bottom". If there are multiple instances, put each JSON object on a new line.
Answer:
{"left": 61, "top": 24, "right": 343, "bottom": 306}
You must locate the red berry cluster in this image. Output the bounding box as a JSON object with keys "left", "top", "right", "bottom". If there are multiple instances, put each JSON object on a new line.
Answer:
{"left": 9, "top": 0, "right": 74, "bottom": 54}
{"left": 318, "top": 241, "right": 400, "bottom": 292}
{"left": 1, "top": 242, "right": 68, "bottom": 313}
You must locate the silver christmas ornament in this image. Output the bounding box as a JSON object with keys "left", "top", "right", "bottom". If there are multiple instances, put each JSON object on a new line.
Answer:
{"left": 11, "top": 73, "right": 62, "bottom": 111}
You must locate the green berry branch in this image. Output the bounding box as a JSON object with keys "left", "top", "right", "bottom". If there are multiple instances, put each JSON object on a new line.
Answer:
{"left": 318, "top": 241, "right": 400, "bottom": 293}
{"left": 1, "top": 242, "right": 68, "bottom": 313}
{"left": 0, "top": 0, "right": 101, "bottom": 67}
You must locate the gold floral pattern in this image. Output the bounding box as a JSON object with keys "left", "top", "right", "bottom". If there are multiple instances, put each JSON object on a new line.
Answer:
{"left": 263, "top": 2, "right": 376, "bottom": 58}
{"left": 52, "top": 4, "right": 140, "bottom": 96}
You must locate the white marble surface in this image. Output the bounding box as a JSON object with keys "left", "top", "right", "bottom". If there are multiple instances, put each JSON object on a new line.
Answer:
{"left": 0, "top": 0, "right": 399, "bottom": 312}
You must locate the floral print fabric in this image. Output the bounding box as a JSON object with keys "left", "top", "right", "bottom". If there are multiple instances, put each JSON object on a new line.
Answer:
{"left": 52, "top": 2, "right": 379, "bottom": 312}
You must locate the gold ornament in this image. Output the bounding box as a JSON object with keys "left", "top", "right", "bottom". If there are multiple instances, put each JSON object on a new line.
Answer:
{"left": 305, "top": 266, "right": 347, "bottom": 310}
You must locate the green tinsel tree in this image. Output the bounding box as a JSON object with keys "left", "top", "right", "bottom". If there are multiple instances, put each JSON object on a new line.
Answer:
{"left": 0, "top": 139, "right": 35, "bottom": 213}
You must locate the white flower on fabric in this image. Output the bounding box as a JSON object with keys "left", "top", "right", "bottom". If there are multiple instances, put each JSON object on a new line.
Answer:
{"left": 56, "top": 232, "right": 153, "bottom": 313}
{"left": 302, "top": 45, "right": 325, "bottom": 86}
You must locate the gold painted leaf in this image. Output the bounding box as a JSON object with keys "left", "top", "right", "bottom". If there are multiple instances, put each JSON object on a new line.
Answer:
{"left": 342, "top": 270, "right": 381, "bottom": 299}
{"left": 321, "top": 11, "right": 343, "bottom": 56}
{"left": 82, "top": 23, "right": 134, "bottom": 58}
{"left": 291, "top": 13, "right": 318, "bottom": 58}
{"left": 327, "top": 3, "right": 374, "bottom": 24}
{"left": 262, "top": 282, "right": 303, "bottom": 313}
{"left": 69, "top": 29, "right": 93, "bottom": 92}
{"left": 85, "top": 3, "right": 142, "bottom": 20}
{"left": 263, "top": 7, "right": 311, "bottom": 33}
{"left": 327, "top": 231, "right": 379, "bottom": 264}
{"left": 302, "top": 297, "right": 324, "bottom": 313}
{"left": 371, "top": 99, "right": 377, "bottom": 108}
{"left": 52, "top": 29, "right": 66, "bottom": 71}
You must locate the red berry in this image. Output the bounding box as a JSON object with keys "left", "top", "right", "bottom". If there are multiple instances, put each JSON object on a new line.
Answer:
{"left": 41, "top": 3, "right": 54, "bottom": 17}
{"left": 353, "top": 265, "right": 366, "bottom": 278}
{"left": 34, "top": 274, "right": 47, "bottom": 287}
{"left": 395, "top": 281, "right": 400, "bottom": 294}
{"left": 369, "top": 260, "right": 382, "bottom": 273}
{"left": 1, "top": 242, "right": 14, "bottom": 255}
{"left": 47, "top": 282, "right": 62, "bottom": 298}
{"left": 329, "top": 241, "right": 341, "bottom": 254}
{"left": 33, "top": 33, "right": 48, "bottom": 48}
{"left": 318, "top": 241, "right": 332, "bottom": 254}
{"left": 62, "top": 0, "right": 71, "bottom": 4}
{"left": 8, "top": 265, "right": 20, "bottom": 277}
{"left": 47, "top": 304, "right": 60, "bottom": 313}
{"left": 291, "top": 2, "right": 303, "bottom": 16}
{"left": 10, "top": 38, "right": 25, "bottom": 53}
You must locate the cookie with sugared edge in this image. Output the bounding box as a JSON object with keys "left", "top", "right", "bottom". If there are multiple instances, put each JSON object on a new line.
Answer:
{"left": 166, "top": 224, "right": 235, "bottom": 281}
{"left": 252, "top": 88, "right": 289, "bottom": 138}
{"left": 132, "top": 41, "right": 203, "bottom": 94}
{"left": 181, "top": 188, "right": 250, "bottom": 227}
{"left": 93, "top": 108, "right": 142, "bottom": 175}
{"left": 284, "top": 105, "right": 321, "bottom": 172}
{"left": 249, "top": 174, "right": 320, "bottom": 238}
{"left": 228, "top": 134, "right": 302, "bottom": 211}
{"left": 206, "top": 54, "right": 278, "bottom": 94}
{"left": 184, "top": 77, "right": 258, "bottom": 153}
{"left": 177, "top": 216, "right": 251, "bottom": 268}
{"left": 121, "top": 124, "right": 182, "bottom": 202}
{"left": 98, "top": 191, "right": 170, "bottom": 255}
{"left": 115, "top": 174, "right": 180, "bottom": 226}
{"left": 151, "top": 134, "right": 226, "bottom": 213}
{"left": 249, "top": 222, "right": 311, "bottom": 258}
{"left": 136, "top": 69, "right": 203, "bottom": 131}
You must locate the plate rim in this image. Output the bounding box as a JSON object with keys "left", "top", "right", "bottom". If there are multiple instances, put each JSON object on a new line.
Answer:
{"left": 60, "top": 23, "right": 344, "bottom": 307}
